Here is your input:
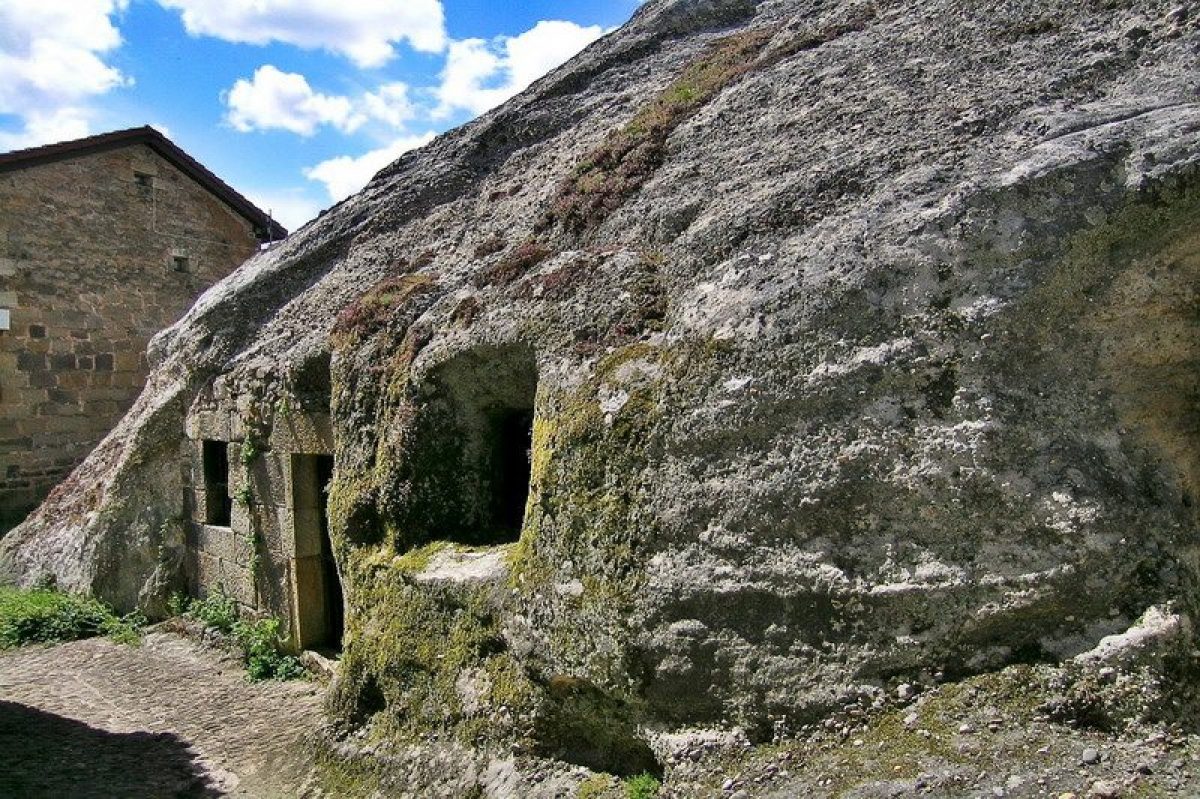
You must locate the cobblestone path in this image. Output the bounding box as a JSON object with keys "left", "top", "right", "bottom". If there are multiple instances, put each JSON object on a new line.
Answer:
{"left": 0, "top": 631, "right": 324, "bottom": 798}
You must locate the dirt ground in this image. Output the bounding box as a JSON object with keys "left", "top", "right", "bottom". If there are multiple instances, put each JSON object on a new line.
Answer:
{"left": 0, "top": 631, "right": 324, "bottom": 798}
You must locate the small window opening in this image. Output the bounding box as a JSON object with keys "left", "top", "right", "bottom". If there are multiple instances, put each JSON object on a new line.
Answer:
{"left": 134, "top": 171, "right": 153, "bottom": 188}
{"left": 202, "top": 440, "right": 232, "bottom": 526}
{"left": 172, "top": 255, "right": 191, "bottom": 273}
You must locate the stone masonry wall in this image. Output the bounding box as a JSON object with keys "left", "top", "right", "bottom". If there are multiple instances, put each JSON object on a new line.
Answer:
{"left": 0, "top": 143, "right": 261, "bottom": 531}
{"left": 184, "top": 399, "right": 337, "bottom": 650}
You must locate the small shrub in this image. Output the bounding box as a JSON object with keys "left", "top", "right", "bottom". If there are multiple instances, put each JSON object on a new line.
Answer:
{"left": 186, "top": 586, "right": 305, "bottom": 681}
{"left": 167, "top": 591, "right": 190, "bottom": 617}
{"left": 0, "top": 587, "right": 143, "bottom": 648}
{"left": 233, "top": 617, "right": 307, "bottom": 681}
{"left": 187, "top": 587, "right": 239, "bottom": 634}
{"left": 239, "top": 436, "right": 261, "bottom": 466}
{"left": 624, "top": 773, "right": 660, "bottom": 799}
{"left": 105, "top": 611, "right": 147, "bottom": 646}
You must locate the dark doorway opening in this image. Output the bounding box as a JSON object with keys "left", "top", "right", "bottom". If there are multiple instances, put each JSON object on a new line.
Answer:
{"left": 315, "top": 454, "right": 343, "bottom": 648}
{"left": 292, "top": 453, "right": 343, "bottom": 651}
{"left": 491, "top": 408, "right": 535, "bottom": 536}
{"left": 201, "top": 440, "right": 231, "bottom": 526}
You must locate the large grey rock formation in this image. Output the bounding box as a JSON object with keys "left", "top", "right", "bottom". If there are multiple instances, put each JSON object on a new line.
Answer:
{"left": 4, "top": 0, "right": 1199, "bottom": 790}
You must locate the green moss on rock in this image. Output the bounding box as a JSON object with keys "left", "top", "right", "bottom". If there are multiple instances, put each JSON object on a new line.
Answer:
{"left": 324, "top": 334, "right": 698, "bottom": 765}
{"left": 328, "top": 570, "right": 540, "bottom": 746}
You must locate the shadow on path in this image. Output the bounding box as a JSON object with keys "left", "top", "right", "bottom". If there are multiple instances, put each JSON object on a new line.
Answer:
{"left": 0, "top": 700, "right": 220, "bottom": 798}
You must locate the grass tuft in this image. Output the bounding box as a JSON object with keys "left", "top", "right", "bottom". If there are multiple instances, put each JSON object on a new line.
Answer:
{"left": 0, "top": 587, "right": 144, "bottom": 648}
{"left": 624, "top": 773, "right": 660, "bottom": 799}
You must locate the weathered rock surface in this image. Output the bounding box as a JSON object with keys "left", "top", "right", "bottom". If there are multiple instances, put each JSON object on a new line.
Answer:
{"left": 4, "top": 0, "right": 1200, "bottom": 792}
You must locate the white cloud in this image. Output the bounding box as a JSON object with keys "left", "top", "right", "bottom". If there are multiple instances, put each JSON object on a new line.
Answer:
{"left": 361, "top": 83, "right": 417, "bottom": 130}
{"left": 437, "top": 39, "right": 504, "bottom": 117}
{"left": 156, "top": 0, "right": 446, "bottom": 67}
{"left": 304, "top": 133, "right": 436, "bottom": 202}
{"left": 225, "top": 65, "right": 364, "bottom": 136}
{"left": 0, "top": 0, "right": 129, "bottom": 149}
{"left": 224, "top": 68, "right": 420, "bottom": 137}
{"left": 504, "top": 21, "right": 607, "bottom": 93}
{"left": 435, "top": 20, "right": 605, "bottom": 118}
{"left": 0, "top": 108, "right": 91, "bottom": 152}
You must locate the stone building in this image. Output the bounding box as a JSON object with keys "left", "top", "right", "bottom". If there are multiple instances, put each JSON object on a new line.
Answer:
{"left": 0, "top": 126, "right": 286, "bottom": 533}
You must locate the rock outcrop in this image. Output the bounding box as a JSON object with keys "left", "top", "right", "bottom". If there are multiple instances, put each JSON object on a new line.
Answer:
{"left": 4, "top": 0, "right": 1200, "bottom": 792}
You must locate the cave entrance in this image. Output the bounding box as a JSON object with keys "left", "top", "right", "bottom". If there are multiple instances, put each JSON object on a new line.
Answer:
{"left": 406, "top": 344, "right": 538, "bottom": 547}
{"left": 291, "top": 453, "right": 343, "bottom": 651}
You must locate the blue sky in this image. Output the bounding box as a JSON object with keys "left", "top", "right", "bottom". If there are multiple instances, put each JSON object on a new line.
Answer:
{"left": 0, "top": 0, "right": 640, "bottom": 230}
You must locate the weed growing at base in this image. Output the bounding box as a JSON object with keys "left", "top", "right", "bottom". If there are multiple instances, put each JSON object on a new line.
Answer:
{"left": 0, "top": 586, "right": 144, "bottom": 648}
{"left": 236, "top": 617, "right": 306, "bottom": 681}
{"left": 178, "top": 588, "right": 306, "bottom": 681}
{"left": 625, "top": 773, "right": 661, "bottom": 799}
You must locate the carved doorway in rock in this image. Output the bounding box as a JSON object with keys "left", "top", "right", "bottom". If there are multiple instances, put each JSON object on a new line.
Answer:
{"left": 291, "top": 453, "right": 343, "bottom": 651}
{"left": 404, "top": 344, "right": 538, "bottom": 547}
